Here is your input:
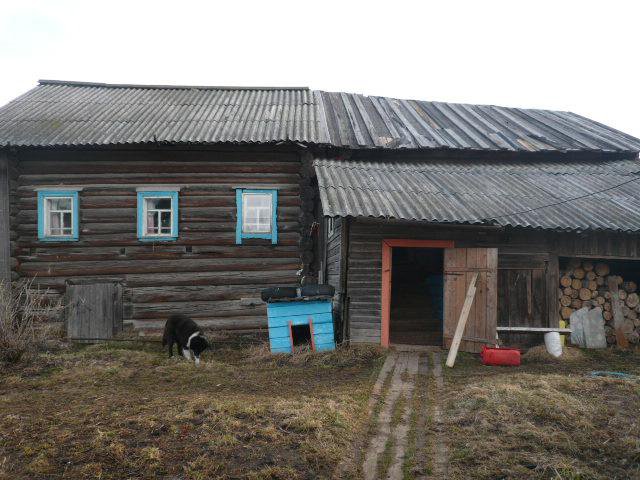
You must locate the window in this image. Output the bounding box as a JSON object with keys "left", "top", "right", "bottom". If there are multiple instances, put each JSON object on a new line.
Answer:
{"left": 137, "top": 190, "right": 179, "bottom": 241}
{"left": 37, "top": 190, "right": 79, "bottom": 241}
{"left": 236, "top": 189, "right": 277, "bottom": 244}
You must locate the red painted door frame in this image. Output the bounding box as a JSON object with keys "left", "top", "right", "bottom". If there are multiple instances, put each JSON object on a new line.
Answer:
{"left": 381, "top": 239, "right": 455, "bottom": 347}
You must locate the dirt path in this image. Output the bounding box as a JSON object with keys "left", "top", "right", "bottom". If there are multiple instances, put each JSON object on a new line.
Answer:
{"left": 430, "top": 352, "right": 448, "bottom": 479}
{"left": 362, "top": 350, "right": 447, "bottom": 480}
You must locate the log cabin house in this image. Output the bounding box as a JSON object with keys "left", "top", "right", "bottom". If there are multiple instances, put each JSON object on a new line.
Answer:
{"left": 0, "top": 80, "right": 639, "bottom": 350}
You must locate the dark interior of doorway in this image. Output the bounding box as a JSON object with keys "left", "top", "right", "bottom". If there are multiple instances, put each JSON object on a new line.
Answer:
{"left": 291, "top": 324, "right": 312, "bottom": 350}
{"left": 390, "top": 247, "right": 444, "bottom": 346}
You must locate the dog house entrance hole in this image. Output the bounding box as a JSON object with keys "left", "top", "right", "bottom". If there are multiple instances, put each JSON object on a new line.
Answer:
{"left": 290, "top": 322, "right": 313, "bottom": 351}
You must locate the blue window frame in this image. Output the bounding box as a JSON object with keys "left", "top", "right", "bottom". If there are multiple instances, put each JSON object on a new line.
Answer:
{"left": 137, "top": 190, "right": 179, "bottom": 241}
{"left": 235, "top": 189, "right": 278, "bottom": 245}
{"left": 37, "top": 190, "right": 79, "bottom": 241}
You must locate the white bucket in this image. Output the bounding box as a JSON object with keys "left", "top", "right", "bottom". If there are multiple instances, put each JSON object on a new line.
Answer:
{"left": 544, "top": 331, "right": 563, "bottom": 358}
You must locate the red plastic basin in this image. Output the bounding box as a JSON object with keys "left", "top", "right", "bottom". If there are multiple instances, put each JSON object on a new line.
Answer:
{"left": 480, "top": 345, "right": 521, "bottom": 366}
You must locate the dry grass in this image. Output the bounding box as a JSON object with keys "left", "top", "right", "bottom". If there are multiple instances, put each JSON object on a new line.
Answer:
{"left": 0, "top": 280, "right": 62, "bottom": 364}
{"left": 0, "top": 341, "right": 384, "bottom": 479}
{"left": 443, "top": 348, "right": 640, "bottom": 479}
{"left": 522, "top": 345, "right": 586, "bottom": 364}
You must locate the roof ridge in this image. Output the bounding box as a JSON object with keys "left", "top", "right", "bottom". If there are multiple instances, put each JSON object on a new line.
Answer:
{"left": 38, "top": 79, "right": 310, "bottom": 91}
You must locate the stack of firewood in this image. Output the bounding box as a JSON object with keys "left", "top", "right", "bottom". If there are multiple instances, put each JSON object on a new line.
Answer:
{"left": 559, "top": 259, "right": 640, "bottom": 345}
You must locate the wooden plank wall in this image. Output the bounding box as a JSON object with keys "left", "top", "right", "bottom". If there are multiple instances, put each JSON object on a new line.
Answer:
{"left": 346, "top": 219, "right": 640, "bottom": 344}
{"left": 325, "top": 217, "right": 342, "bottom": 291}
{"left": 13, "top": 147, "right": 305, "bottom": 334}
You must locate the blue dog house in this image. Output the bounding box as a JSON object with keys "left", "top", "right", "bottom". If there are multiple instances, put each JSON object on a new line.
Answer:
{"left": 266, "top": 299, "right": 336, "bottom": 353}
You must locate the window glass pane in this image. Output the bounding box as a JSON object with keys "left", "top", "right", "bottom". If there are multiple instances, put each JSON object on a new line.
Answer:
{"left": 146, "top": 212, "right": 157, "bottom": 234}
{"left": 242, "top": 193, "right": 272, "bottom": 234}
{"left": 48, "top": 198, "right": 72, "bottom": 211}
{"left": 147, "top": 197, "right": 172, "bottom": 210}
{"left": 160, "top": 211, "right": 172, "bottom": 233}
{"left": 50, "top": 212, "right": 61, "bottom": 230}
{"left": 62, "top": 212, "right": 72, "bottom": 229}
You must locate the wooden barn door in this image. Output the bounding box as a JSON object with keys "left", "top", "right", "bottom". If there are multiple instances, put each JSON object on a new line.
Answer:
{"left": 444, "top": 248, "right": 498, "bottom": 353}
{"left": 66, "top": 282, "right": 123, "bottom": 340}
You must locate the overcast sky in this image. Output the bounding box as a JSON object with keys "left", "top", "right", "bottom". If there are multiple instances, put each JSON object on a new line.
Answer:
{"left": 1, "top": 0, "right": 639, "bottom": 137}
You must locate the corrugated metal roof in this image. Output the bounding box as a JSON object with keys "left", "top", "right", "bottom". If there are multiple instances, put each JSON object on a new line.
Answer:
{"left": 318, "top": 91, "right": 640, "bottom": 153}
{"left": 314, "top": 158, "right": 640, "bottom": 232}
{"left": 0, "top": 81, "right": 328, "bottom": 147}
{"left": 1, "top": 80, "right": 640, "bottom": 154}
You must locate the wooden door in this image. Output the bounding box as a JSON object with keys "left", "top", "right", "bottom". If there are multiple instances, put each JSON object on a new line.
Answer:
{"left": 444, "top": 248, "right": 498, "bottom": 353}
{"left": 66, "top": 282, "right": 123, "bottom": 340}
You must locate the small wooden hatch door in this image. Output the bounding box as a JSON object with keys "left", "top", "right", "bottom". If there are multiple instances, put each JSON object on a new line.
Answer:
{"left": 66, "top": 282, "right": 123, "bottom": 340}
{"left": 443, "top": 248, "right": 498, "bottom": 353}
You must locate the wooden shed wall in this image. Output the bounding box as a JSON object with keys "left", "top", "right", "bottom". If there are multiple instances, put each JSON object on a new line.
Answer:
{"left": 325, "top": 217, "right": 342, "bottom": 292}
{"left": 13, "top": 148, "right": 305, "bottom": 334}
{"left": 344, "top": 219, "right": 640, "bottom": 344}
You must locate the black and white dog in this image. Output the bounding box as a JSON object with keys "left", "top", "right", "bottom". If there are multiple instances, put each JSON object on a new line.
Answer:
{"left": 162, "top": 314, "right": 209, "bottom": 365}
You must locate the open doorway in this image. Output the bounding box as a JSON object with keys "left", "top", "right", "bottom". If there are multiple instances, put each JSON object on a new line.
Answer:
{"left": 390, "top": 247, "right": 444, "bottom": 346}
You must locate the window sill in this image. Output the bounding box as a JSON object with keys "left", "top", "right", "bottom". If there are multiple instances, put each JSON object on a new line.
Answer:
{"left": 138, "top": 236, "right": 178, "bottom": 242}
{"left": 38, "top": 236, "right": 78, "bottom": 242}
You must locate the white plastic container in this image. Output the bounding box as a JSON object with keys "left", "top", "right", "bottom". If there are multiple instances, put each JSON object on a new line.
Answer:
{"left": 544, "top": 331, "right": 563, "bottom": 358}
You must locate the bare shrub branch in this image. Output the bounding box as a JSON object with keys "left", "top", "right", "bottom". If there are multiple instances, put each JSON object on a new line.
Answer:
{"left": 0, "top": 279, "right": 63, "bottom": 363}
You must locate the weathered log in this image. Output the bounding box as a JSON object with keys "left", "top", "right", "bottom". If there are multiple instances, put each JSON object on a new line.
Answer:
{"left": 582, "top": 261, "right": 594, "bottom": 272}
{"left": 626, "top": 293, "right": 639, "bottom": 309}
{"left": 586, "top": 280, "right": 597, "bottom": 291}
{"left": 570, "top": 289, "right": 579, "bottom": 299}
{"left": 579, "top": 288, "right": 592, "bottom": 301}
{"left": 603, "top": 310, "right": 613, "bottom": 321}
{"left": 621, "top": 319, "right": 635, "bottom": 335}
{"left": 586, "top": 271, "right": 597, "bottom": 281}
{"left": 560, "top": 306, "right": 574, "bottom": 320}
{"left": 594, "top": 263, "right": 610, "bottom": 277}
{"left": 623, "top": 281, "right": 637, "bottom": 294}
{"left": 571, "top": 299, "right": 583, "bottom": 309}
{"left": 603, "top": 302, "right": 612, "bottom": 312}
{"left": 573, "top": 267, "right": 586, "bottom": 279}
{"left": 560, "top": 276, "right": 572, "bottom": 288}
{"left": 560, "top": 295, "right": 572, "bottom": 307}
{"left": 595, "top": 275, "right": 605, "bottom": 287}
{"left": 596, "top": 296, "right": 605, "bottom": 305}
{"left": 571, "top": 278, "right": 583, "bottom": 290}
{"left": 563, "top": 287, "right": 573, "bottom": 296}
{"left": 619, "top": 290, "right": 628, "bottom": 301}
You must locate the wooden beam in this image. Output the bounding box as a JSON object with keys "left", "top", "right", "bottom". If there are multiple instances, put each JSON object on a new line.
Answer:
{"left": 497, "top": 326, "right": 572, "bottom": 333}
{"left": 446, "top": 272, "right": 479, "bottom": 368}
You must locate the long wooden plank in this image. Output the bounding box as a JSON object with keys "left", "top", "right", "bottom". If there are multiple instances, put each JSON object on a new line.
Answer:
{"left": 497, "top": 326, "right": 572, "bottom": 333}
{"left": 446, "top": 272, "right": 479, "bottom": 368}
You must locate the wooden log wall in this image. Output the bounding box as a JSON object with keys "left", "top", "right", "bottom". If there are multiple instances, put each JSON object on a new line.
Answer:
{"left": 12, "top": 147, "right": 307, "bottom": 335}
{"left": 0, "top": 151, "right": 10, "bottom": 284}
{"left": 343, "top": 219, "right": 640, "bottom": 345}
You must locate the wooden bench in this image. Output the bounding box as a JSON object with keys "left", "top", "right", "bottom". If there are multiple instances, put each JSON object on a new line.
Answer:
{"left": 496, "top": 326, "right": 572, "bottom": 333}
